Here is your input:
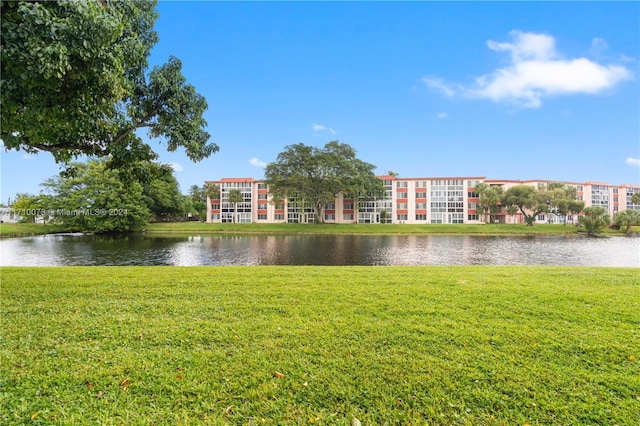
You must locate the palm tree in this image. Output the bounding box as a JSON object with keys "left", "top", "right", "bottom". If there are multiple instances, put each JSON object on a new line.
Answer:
{"left": 614, "top": 209, "right": 640, "bottom": 234}
{"left": 228, "top": 189, "right": 243, "bottom": 223}
{"left": 203, "top": 183, "right": 220, "bottom": 200}
{"left": 578, "top": 206, "right": 610, "bottom": 236}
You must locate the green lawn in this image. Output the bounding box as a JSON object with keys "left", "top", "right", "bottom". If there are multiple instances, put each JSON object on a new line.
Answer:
{"left": 144, "top": 222, "right": 634, "bottom": 236}
{"left": 4, "top": 221, "right": 638, "bottom": 237}
{"left": 0, "top": 222, "right": 72, "bottom": 238}
{"left": 1, "top": 266, "right": 638, "bottom": 424}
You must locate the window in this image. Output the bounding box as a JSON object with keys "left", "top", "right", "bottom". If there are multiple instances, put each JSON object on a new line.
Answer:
{"left": 431, "top": 212, "right": 444, "bottom": 223}
{"left": 258, "top": 193, "right": 268, "bottom": 200}
{"left": 450, "top": 213, "right": 464, "bottom": 224}
{"left": 274, "top": 214, "right": 284, "bottom": 221}
{"left": 211, "top": 214, "right": 220, "bottom": 220}
{"left": 326, "top": 203, "right": 335, "bottom": 210}
{"left": 431, "top": 201, "right": 446, "bottom": 212}
{"left": 257, "top": 214, "right": 267, "bottom": 220}
{"left": 343, "top": 213, "right": 354, "bottom": 221}
{"left": 396, "top": 181, "right": 408, "bottom": 188}
{"left": 416, "top": 202, "right": 427, "bottom": 209}
{"left": 416, "top": 181, "right": 427, "bottom": 188}
{"left": 287, "top": 213, "right": 300, "bottom": 223}
{"left": 468, "top": 191, "right": 479, "bottom": 198}
{"left": 415, "top": 214, "right": 427, "bottom": 221}
{"left": 415, "top": 192, "right": 427, "bottom": 199}
{"left": 538, "top": 214, "right": 546, "bottom": 221}
{"left": 397, "top": 203, "right": 408, "bottom": 209}
{"left": 325, "top": 214, "right": 335, "bottom": 221}
{"left": 343, "top": 203, "right": 354, "bottom": 210}
{"left": 397, "top": 214, "right": 408, "bottom": 221}
{"left": 468, "top": 214, "right": 479, "bottom": 221}
{"left": 211, "top": 203, "right": 220, "bottom": 210}
{"left": 257, "top": 183, "right": 266, "bottom": 189}
{"left": 468, "top": 202, "right": 477, "bottom": 210}
{"left": 468, "top": 180, "right": 479, "bottom": 187}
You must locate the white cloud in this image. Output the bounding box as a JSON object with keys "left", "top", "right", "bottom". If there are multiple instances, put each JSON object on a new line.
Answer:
{"left": 250, "top": 157, "right": 267, "bottom": 168}
{"left": 488, "top": 31, "right": 557, "bottom": 62}
{"left": 312, "top": 123, "right": 337, "bottom": 134}
{"left": 436, "top": 112, "right": 448, "bottom": 119}
{"left": 620, "top": 54, "right": 636, "bottom": 63}
{"left": 167, "top": 162, "right": 184, "bottom": 172}
{"left": 589, "top": 37, "right": 609, "bottom": 58}
{"left": 625, "top": 157, "right": 640, "bottom": 167}
{"left": 422, "top": 77, "right": 459, "bottom": 97}
{"left": 22, "top": 153, "right": 35, "bottom": 160}
{"left": 424, "top": 31, "right": 633, "bottom": 108}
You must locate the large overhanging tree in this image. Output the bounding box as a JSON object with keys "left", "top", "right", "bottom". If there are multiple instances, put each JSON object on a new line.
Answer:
{"left": 1, "top": 0, "right": 217, "bottom": 177}
{"left": 264, "top": 141, "right": 385, "bottom": 224}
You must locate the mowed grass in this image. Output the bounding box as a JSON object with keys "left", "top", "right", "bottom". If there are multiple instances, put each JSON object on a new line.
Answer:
{"left": 144, "top": 222, "right": 636, "bottom": 236}
{"left": 4, "top": 222, "right": 639, "bottom": 237}
{"left": 0, "top": 223, "right": 72, "bottom": 238}
{"left": 1, "top": 266, "right": 639, "bottom": 425}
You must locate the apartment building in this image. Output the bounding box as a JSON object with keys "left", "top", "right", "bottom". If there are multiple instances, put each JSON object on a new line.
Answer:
{"left": 206, "top": 177, "right": 640, "bottom": 225}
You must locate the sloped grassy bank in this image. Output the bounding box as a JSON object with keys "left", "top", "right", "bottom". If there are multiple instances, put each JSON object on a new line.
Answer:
{"left": 144, "top": 222, "right": 635, "bottom": 236}
{"left": 4, "top": 222, "right": 638, "bottom": 238}
{"left": 1, "top": 266, "right": 639, "bottom": 424}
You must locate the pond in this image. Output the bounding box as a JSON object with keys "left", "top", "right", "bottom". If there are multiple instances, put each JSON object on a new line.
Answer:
{"left": 1, "top": 233, "right": 638, "bottom": 266}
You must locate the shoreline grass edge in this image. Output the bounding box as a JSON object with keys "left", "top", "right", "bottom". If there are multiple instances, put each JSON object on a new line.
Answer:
{"left": 4, "top": 222, "right": 639, "bottom": 238}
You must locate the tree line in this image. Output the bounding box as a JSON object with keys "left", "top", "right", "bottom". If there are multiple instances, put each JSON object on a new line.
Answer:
{"left": 11, "top": 159, "right": 218, "bottom": 232}
{"left": 475, "top": 182, "right": 640, "bottom": 235}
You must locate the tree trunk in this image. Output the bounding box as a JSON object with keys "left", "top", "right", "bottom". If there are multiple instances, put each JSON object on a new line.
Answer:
{"left": 314, "top": 202, "right": 325, "bottom": 224}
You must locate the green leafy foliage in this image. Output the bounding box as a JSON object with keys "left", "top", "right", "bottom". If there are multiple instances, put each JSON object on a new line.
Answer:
{"left": 502, "top": 185, "right": 549, "bottom": 226}
{"left": 1, "top": 0, "right": 217, "bottom": 171}
{"left": 545, "top": 182, "right": 585, "bottom": 226}
{"left": 614, "top": 209, "right": 640, "bottom": 234}
{"left": 473, "top": 182, "right": 503, "bottom": 223}
{"left": 578, "top": 206, "right": 610, "bottom": 236}
{"left": 42, "top": 159, "right": 152, "bottom": 232}
{"left": 264, "top": 141, "right": 385, "bottom": 223}
{"left": 141, "top": 166, "right": 184, "bottom": 221}
{"left": 10, "top": 193, "right": 55, "bottom": 224}
{"left": 187, "top": 183, "right": 219, "bottom": 220}
{"left": 227, "top": 189, "right": 243, "bottom": 223}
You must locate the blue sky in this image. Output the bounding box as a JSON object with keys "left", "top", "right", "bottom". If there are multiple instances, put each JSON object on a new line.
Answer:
{"left": 2, "top": 1, "right": 639, "bottom": 201}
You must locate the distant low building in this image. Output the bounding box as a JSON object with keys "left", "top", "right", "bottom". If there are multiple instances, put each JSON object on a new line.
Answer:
{"left": 204, "top": 176, "right": 640, "bottom": 225}
{"left": 0, "top": 208, "right": 23, "bottom": 223}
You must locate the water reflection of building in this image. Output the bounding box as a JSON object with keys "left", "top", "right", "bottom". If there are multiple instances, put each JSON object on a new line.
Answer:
{"left": 205, "top": 177, "right": 640, "bottom": 225}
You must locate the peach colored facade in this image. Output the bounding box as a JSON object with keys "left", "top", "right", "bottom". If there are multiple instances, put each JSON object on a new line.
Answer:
{"left": 206, "top": 177, "right": 640, "bottom": 225}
